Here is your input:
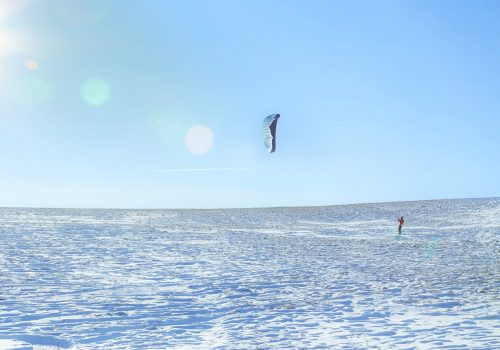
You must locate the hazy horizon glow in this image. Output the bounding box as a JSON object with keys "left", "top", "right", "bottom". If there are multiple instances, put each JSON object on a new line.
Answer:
{"left": 0, "top": 0, "right": 499, "bottom": 208}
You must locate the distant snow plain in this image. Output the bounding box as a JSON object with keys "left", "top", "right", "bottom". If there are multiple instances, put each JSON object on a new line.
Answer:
{"left": 0, "top": 198, "right": 498, "bottom": 349}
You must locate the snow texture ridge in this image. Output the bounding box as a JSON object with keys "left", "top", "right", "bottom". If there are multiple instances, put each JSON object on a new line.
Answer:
{"left": 0, "top": 198, "right": 498, "bottom": 349}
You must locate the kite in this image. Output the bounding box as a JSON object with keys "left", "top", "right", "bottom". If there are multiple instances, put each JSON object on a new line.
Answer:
{"left": 261, "top": 114, "right": 280, "bottom": 153}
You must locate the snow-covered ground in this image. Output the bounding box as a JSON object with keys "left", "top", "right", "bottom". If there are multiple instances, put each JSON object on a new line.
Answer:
{"left": 0, "top": 198, "right": 498, "bottom": 349}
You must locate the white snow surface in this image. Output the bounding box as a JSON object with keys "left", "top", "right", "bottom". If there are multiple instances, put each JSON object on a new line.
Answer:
{"left": 0, "top": 198, "right": 498, "bottom": 349}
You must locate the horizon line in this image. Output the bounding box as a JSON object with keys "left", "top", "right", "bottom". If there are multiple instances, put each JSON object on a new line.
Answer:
{"left": 0, "top": 196, "right": 497, "bottom": 211}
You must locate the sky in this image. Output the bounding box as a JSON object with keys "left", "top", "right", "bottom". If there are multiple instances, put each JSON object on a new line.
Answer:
{"left": 0, "top": 0, "right": 499, "bottom": 209}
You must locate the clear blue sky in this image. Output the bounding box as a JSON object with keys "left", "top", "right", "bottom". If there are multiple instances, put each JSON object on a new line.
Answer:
{"left": 1, "top": 0, "right": 499, "bottom": 208}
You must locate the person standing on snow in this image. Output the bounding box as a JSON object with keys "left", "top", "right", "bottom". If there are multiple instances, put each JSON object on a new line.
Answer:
{"left": 398, "top": 216, "right": 405, "bottom": 234}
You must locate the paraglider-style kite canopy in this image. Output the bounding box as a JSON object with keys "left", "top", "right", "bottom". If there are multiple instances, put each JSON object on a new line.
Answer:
{"left": 262, "top": 114, "right": 280, "bottom": 153}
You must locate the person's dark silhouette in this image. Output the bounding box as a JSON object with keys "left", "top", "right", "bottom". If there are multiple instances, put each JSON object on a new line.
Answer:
{"left": 398, "top": 216, "right": 405, "bottom": 234}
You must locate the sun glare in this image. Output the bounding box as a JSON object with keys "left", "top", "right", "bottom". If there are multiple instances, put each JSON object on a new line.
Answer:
{"left": 185, "top": 125, "right": 214, "bottom": 155}
{"left": 0, "top": 31, "right": 11, "bottom": 53}
{"left": 0, "top": 31, "right": 30, "bottom": 55}
{"left": 0, "top": 0, "right": 32, "bottom": 20}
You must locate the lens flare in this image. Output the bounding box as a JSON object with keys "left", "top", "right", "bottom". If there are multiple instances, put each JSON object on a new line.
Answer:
{"left": 81, "top": 78, "right": 110, "bottom": 107}
{"left": 185, "top": 125, "right": 214, "bottom": 155}
{"left": 25, "top": 59, "right": 39, "bottom": 71}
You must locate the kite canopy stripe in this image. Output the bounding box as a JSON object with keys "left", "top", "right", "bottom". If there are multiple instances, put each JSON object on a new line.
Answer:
{"left": 262, "top": 114, "right": 280, "bottom": 153}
